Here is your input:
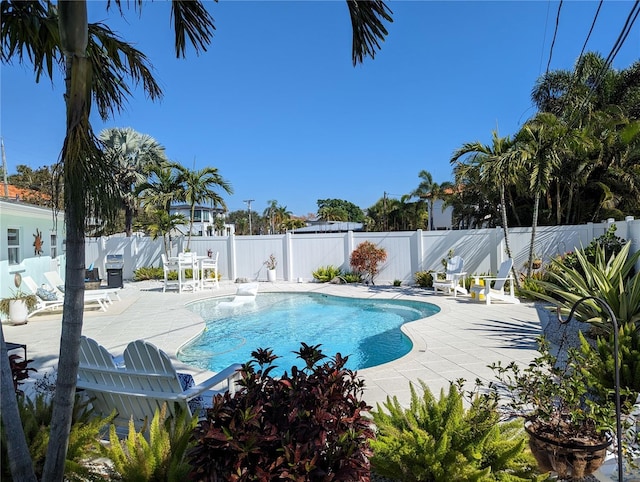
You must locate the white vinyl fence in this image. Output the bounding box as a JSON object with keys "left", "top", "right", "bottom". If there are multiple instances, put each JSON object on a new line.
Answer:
{"left": 83, "top": 218, "right": 640, "bottom": 285}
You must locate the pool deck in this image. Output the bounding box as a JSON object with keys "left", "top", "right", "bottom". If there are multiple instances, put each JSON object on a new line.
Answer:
{"left": 2, "top": 280, "right": 551, "bottom": 408}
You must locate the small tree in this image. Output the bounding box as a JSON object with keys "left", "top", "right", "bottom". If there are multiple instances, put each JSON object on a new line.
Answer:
{"left": 350, "top": 241, "right": 387, "bottom": 285}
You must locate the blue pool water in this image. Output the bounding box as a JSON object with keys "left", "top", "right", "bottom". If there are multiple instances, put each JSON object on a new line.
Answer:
{"left": 179, "top": 292, "right": 439, "bottom": 376}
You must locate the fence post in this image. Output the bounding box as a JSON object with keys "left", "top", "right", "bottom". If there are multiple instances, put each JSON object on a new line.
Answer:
{"left": 416, "top": 229, "right": 424, "bottom": 273}
{"left": 285, "top": 231, "right": 293, "bottom": 282}
{"left": 228, "top": 234, "right": 237, "bottom": 281}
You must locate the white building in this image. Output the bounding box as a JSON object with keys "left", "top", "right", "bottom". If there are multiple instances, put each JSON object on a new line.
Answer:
{"left": 169, "top": 204, "right": 234, "bottom": 236}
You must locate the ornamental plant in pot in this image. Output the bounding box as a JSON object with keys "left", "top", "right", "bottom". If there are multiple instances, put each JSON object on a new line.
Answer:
{"left": 489, "top": 337, "right": 616, "bottom": 479}
{"left": 264, "top": 254, "right": 277, "bottom": 282}
{"left": 0, "top": 289, "right": 38, "bottom": 325}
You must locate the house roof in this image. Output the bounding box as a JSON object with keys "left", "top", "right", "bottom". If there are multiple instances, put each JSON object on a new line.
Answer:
{"left": 292, "top": 221, "right": 364, "bottom": 233}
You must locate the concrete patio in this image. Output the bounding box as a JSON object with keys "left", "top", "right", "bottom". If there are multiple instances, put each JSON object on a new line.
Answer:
{"left": 2, "top": 279, "right": 553, "bottom": 408}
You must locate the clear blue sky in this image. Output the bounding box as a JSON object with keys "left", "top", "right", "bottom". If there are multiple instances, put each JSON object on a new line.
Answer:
{"left": 2, "top": 1, "right": 639, "bottom": 217}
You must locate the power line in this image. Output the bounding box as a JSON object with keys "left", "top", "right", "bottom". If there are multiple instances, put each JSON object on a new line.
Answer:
{"left": 544, "top": 0, "right": 564, "bottom": 76}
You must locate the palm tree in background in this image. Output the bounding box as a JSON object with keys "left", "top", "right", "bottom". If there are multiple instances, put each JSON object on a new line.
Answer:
{"left": 514, "top": 112, "right": 567, "bottom": 277}
{"left": 412, "top": 170, "right": 452, "bottom": 231}
{"left": 147, "top": 209, "right": 187, "bottom": 257}
{"left": 451, "top": 131, "right": 520, "bottom": 285}
{"left": 137, "top": 163, "right": 183, "bottom": 214}
{"left": 263, "top": 199, "right": 278, "bottom": 234}
{"left": 2, "top": 0, "right": 392, "bottom": 479}
{"left": 175, "top": 165, "right": 232, "bottom": 250}
{"left": 318, "top": 205, "right": 349, "bottom": 222}
{"left": 100, "top": 127, "right": 168, "bottom": 236}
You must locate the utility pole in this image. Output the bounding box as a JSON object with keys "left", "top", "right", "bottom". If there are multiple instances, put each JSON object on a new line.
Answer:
{"left": 383, "top": 191, "right": 387, "bottom": 231}
{"left": 243, "top": 199, "right": 254, "bottom": 235}
{"left": 2, "top": 137, "right": 8, "bottom": 197}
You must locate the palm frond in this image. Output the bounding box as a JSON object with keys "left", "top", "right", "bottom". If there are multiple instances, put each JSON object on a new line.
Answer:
{"left": 347, "top": 0, "right": 392, "bottom": 65}
{"left": 171, "top": 0, "right": 215, "bottom": 58}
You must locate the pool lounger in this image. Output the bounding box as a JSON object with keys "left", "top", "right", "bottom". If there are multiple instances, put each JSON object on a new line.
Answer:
{"left": 218, "top": 282, "right": 258, "bottom": 308}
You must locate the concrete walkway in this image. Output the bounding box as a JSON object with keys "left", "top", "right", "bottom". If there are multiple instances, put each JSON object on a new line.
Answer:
{"left": 2, "top": 280, "right": 551, "bottom": 408}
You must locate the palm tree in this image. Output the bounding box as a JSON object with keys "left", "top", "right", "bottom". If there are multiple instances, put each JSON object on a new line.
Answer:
{"left": 1, "top": 1, "right": 392, "bottom": 478}
{"left": 146, "top": 209, "right": 187, "bottom": 257}
{"left": 175, "top": 165, "right": 232, "bottom": 250}
{"left": 514, "top": 113, "right": 567, "bottom": 278}
{"left": 412, "top": 170, "right": 452, "bottom": 231}
{"left": 263, "top": 199, "right": 278, "bottom": 234}
{"left": 274, "top": 205, "right": 292, "bottom": 233}
{"left": 318, "top": 205, "right": 348, "bottom": 222}
{"left": 137, "top": 163, "right": 183, "bottom": 213}
{"left": 451, "top": 131, "right": 521, "bottom": 285}
{"left": 99, "top": 127, "right": 168, "bottom": 236}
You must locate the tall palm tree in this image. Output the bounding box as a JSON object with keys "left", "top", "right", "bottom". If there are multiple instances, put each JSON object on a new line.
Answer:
{"left": 175, "top": 165, "right": 233, "bottom": 250}
{"left": 514, "top": 113, "right": 567, "bottom": 278}
{"left": 263, "top": 199, "right": 278, "bottom": 234}
{"left": 1, "top": 1, "right": 392, "bottom": 478}
{"left": 99, "top": 127, "right": 168, "bottom": 236}
{"left": 451, "top": 131, "right": 521, "bottom": 285}
{"left": 274, "top": 205, "right": 292, "bottom": 233}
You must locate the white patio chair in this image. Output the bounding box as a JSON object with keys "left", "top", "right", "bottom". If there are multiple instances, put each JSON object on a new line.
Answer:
{"left": 470, "top": 258, "right": 520, "bottom": 305}
{"left": 161, "top": 254, "right": 180, "bottom": 292}
{"left": 200, "top": 251, "right": 219, "bottom": 289}
{"left": 21, "top": 275, "right": 64, "bottom": 317}
{"left": 432, "top": 255, "right": 467, "bottom": 297}
{"left": 77, "top": 336, "right": 242, "bottom": 431}
{"left": 178, "top": 252, "right": 199, "bottom": 292}
{"left": 41, "top": 271, "right": 112, "bottom": 312}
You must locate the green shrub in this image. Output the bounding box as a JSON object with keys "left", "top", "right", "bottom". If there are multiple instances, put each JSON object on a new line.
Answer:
{"left": 393, "top": 279, "right": 402, "bottom": 286}
{"left": 312, "top": 265, "right": 343, "bottom": 282}
{"left": 553, "top": 225, "right": 627, "bottom": 276}
{"left": 341, "top": 271, "right": 363, "bottom": 283}
{"left": 106, "top": 403, "right": 197, "bottom": 482}
{"left": 1, "top": 390, "right": 114, "bottom": 481}
{"left": 133, "top": 266, "right": 164, "bottom": 281}
{"left": 189, "top": 344, "right": 374, "bottom": 480}
{"left": 370, "top": 381, "right": 545, "bottom": 482}
{"left": 414, "top": 271, "right": 433, "bottom": 288}
{"left": 524, "top": 241, "right": 640, "bottom": 335}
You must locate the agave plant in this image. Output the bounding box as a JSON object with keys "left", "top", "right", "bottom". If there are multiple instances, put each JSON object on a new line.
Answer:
{"left": 527, "top": 241, "right": 640, "bottom": 334}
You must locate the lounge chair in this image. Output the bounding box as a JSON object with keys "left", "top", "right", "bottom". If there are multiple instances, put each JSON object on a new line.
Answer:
{"left": 432, "top": 255, "right": 468, "bottom": 297}
{"left": 470, "top": 258, "right": 520, "bottom": 305}
{"left": 77, "top": 336, "right": 242, "bottom": 430}
{"left": 21, "top": 276, "right": 65, "bottom": 317}
{"left": 218, "top": 282, "right": 259, "bottom": 308}
{"left": 43, "top": 271, "right": 117, "bottom": 309}
{"left": 200, "top": 252, "right": 219, "bottom": 289}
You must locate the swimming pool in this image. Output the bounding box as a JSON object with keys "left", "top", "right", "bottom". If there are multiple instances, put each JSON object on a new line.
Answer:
{"left": 179, "top": 292, "right": 439, "bottom": 376}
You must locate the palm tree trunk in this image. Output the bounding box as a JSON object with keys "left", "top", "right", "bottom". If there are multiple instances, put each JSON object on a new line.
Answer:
{"left": 527, "top": 192, "right": 541, "bottom": 278}
{"left": 125, "top": 203, "right": 134, "bottom": 237}
{"left": 499, "top": 184, "right": 520, "bottom": 289}
{"left": 187, "top": 204, "right": 195, "bottom": 250}
{"left": 43, "top": 2, "right": 89, "bottom": 479}
{"left": 0, "top": 329, "right": 37, "bottom": 481}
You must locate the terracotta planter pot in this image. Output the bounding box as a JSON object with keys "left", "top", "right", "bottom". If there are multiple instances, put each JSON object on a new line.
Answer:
{"left": 525, "top": 423, "right": 611, "bottom": 479}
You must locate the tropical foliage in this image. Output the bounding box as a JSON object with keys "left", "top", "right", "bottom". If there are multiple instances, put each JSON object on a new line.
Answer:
{"left": 350, "top": 241, "right": 387, "bottom": 285}
{"left": 1, "top": 1, "right": 393, "bottom": 478}
{"left": 370, "top": 380, "right": 545, "bottom": 481}
{"left": 189, "top": 344, "right": 374, "bottom": 481}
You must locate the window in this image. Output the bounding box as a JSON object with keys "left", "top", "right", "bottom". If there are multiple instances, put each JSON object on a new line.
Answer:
{"left": 8, "top": 228, "right": 20, "bottom": 265}
{"left": 51, "top": 233, "right": 57, "bottom": 258}
{"left": 193, "top": 210, "right": 202, "bottom": 222}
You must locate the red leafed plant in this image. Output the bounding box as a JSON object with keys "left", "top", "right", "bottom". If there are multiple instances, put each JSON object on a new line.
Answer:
{"left": 10, "top": 353, "right": 36, "bottom": 395}
{"left": 188, "top": 343, "right": 375, "bottom": 481}
{"left": 350, "top": 241, "right": 387, "bottom": 285}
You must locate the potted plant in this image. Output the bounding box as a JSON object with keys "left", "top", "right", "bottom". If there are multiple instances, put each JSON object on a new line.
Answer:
{"left": 264, "top": 254, "right": 277, "bottom": 282}
{"left": 0, "top": 289, "right": 38, "bottom": 325}
{"left": 489, "top": 337, "right": 616, "bottom": 479}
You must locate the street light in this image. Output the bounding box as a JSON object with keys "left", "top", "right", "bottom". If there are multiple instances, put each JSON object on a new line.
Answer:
{"left": 557, "top": 296, "right": 623, "bottom": 482}
{"left": 243, "top": 199, "right": 254, "bottom": 235}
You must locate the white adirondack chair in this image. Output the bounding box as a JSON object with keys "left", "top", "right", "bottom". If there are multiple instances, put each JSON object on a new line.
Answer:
{"left": 470, "top": 258, "right": 520, "bottom": 305}
{"left": 76, "top": 337, "right": 242, "bottom": 431}
{"left": 432, "top": 256, "right": 467, "bottom": 297}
